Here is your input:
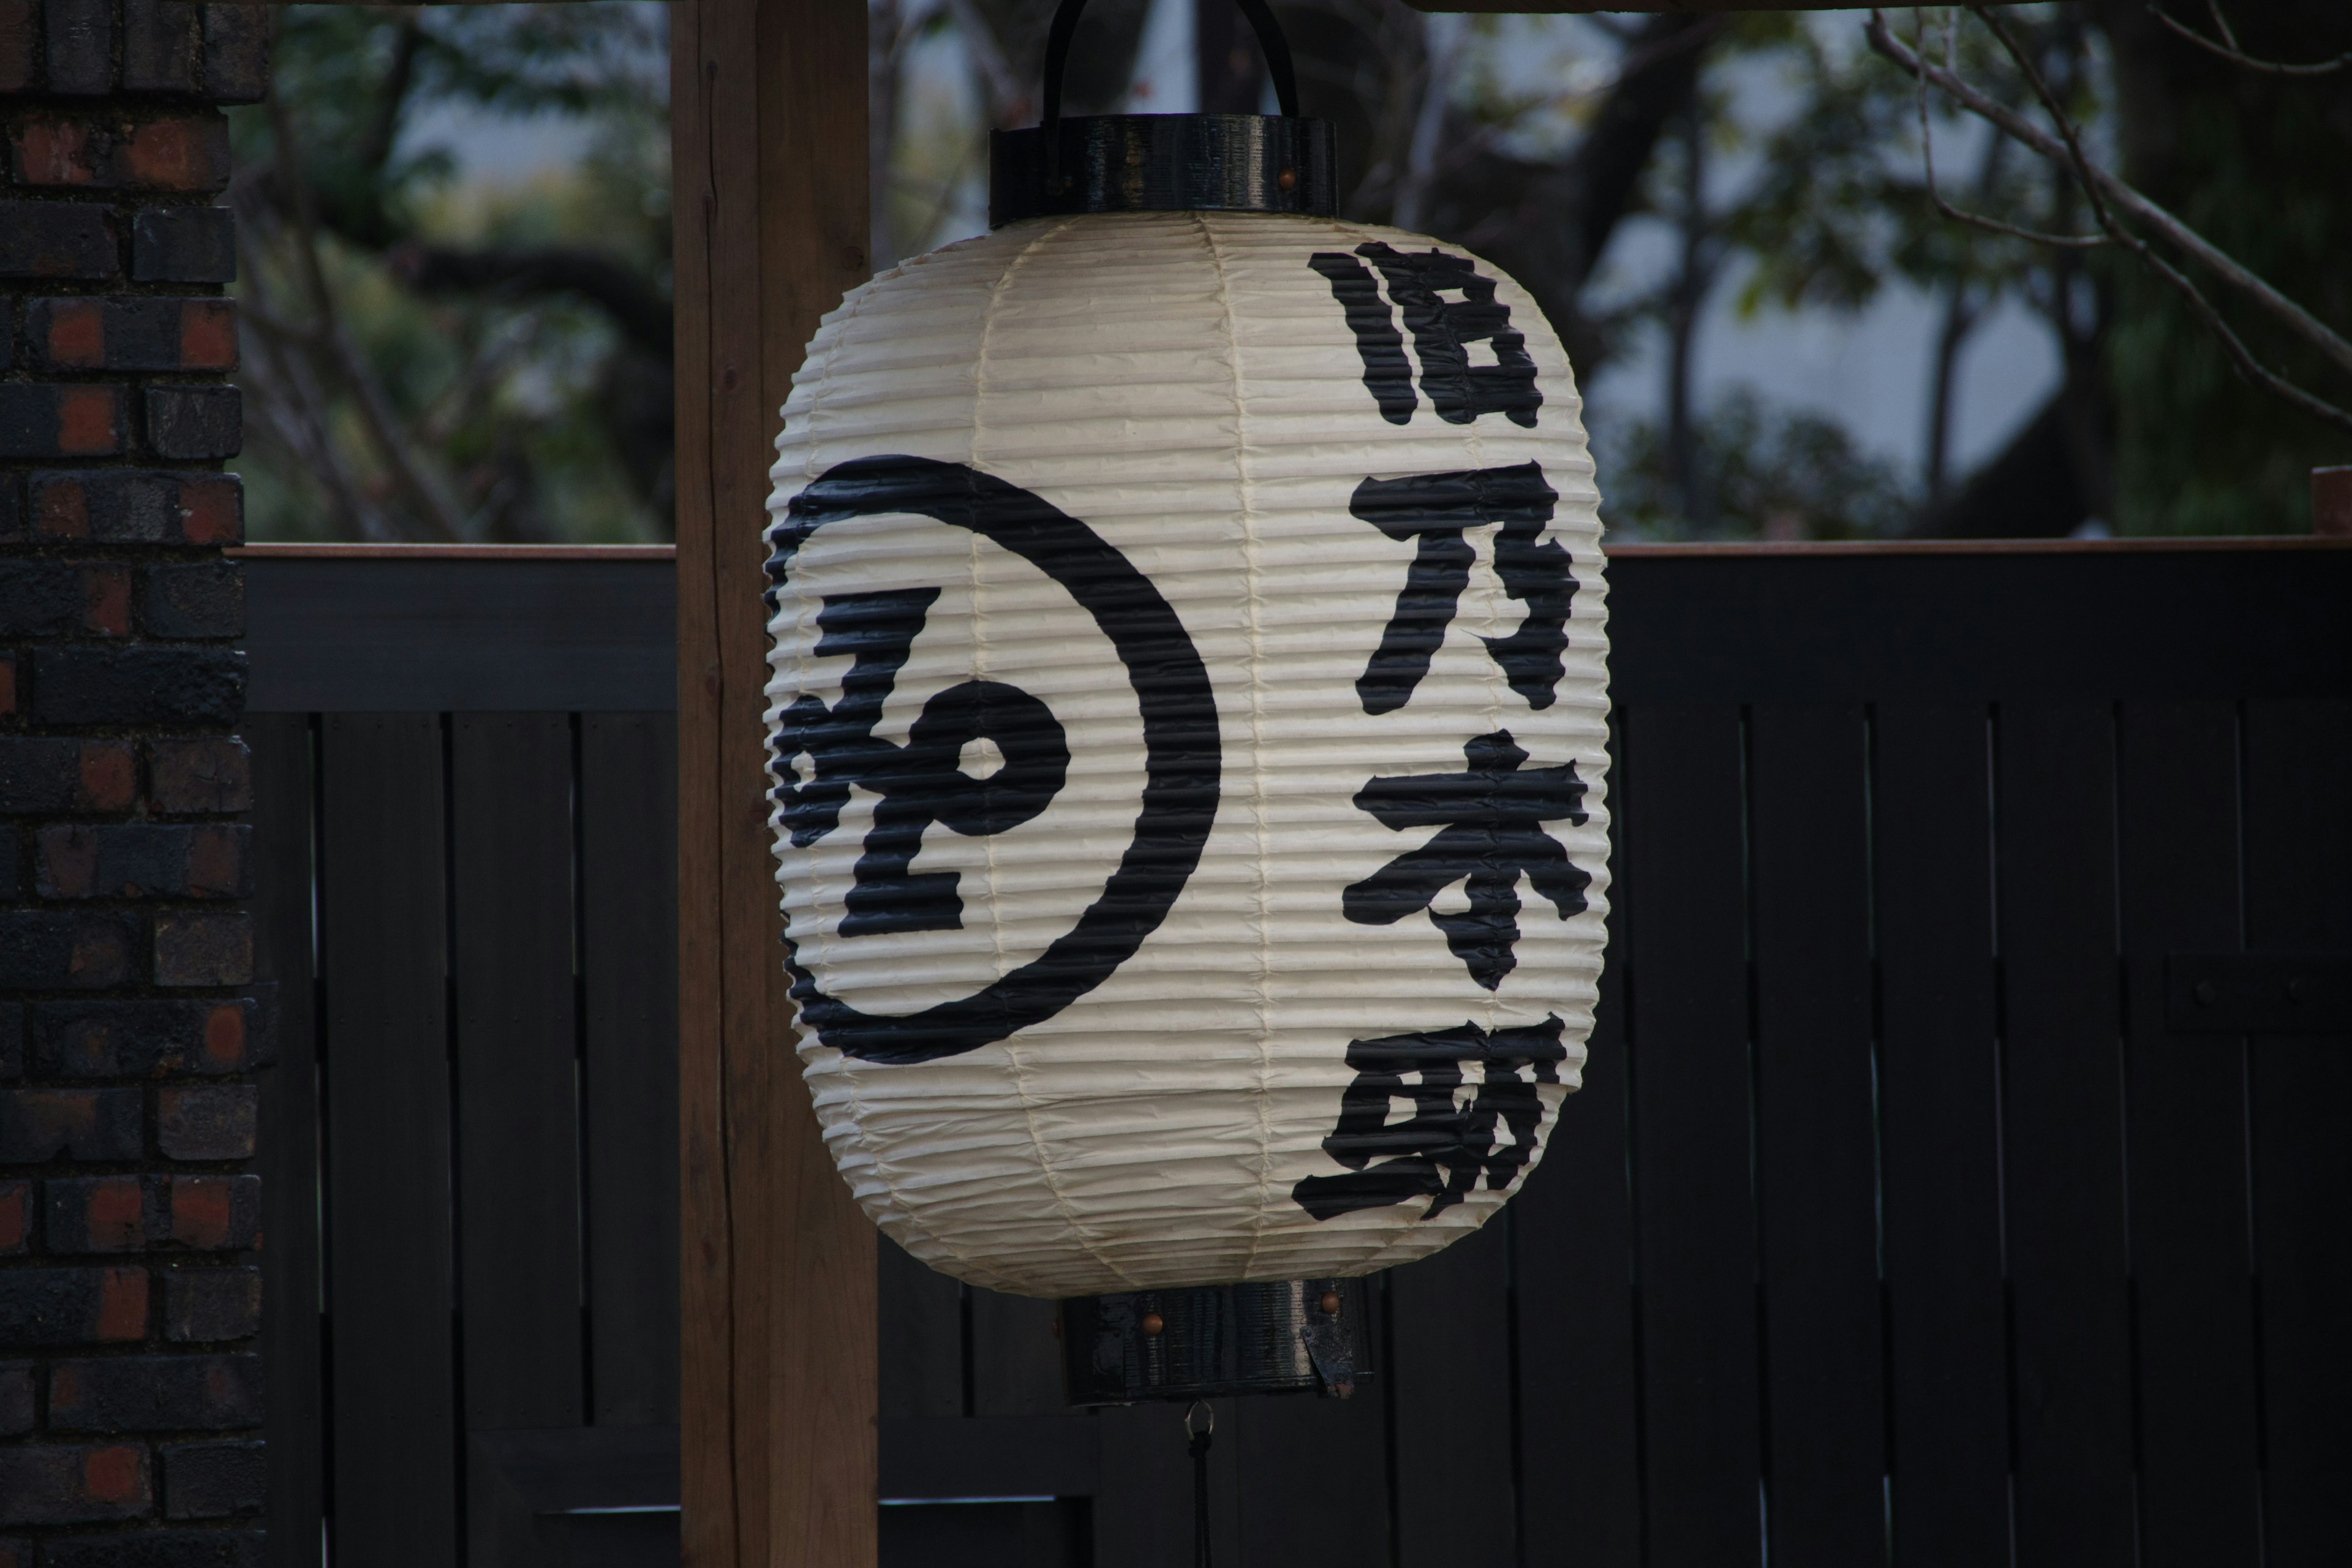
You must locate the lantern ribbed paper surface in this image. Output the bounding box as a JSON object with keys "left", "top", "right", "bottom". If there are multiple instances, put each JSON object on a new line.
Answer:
{"left": 765, "top": 211, "right": 1611, "bottom": 1298}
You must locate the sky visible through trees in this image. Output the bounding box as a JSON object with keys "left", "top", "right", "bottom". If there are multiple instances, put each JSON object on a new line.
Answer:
{"left": 232, "top": 2, "right": 2352, "bottom": 543}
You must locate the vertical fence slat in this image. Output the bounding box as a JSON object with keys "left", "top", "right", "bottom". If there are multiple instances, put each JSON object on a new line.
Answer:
{"left": 249, "top": 715, "right": 323, "bottom": 1568}
{"left": 1513, "top": 792, "right": 1640, "bottom": 1568}
{"left": 1389, "top": 1218, "right": 1517, "bottom": 1567}
{"left": 1750, "top": 704, "right": 1883, "bottom": 1563}
{"left": 1874, "top": 704, "right": 2007, "bottom": 1567}
{"left": 876, "top": 1239, "right": 963, "bottom": 1425}
{"left": 2243, "top": 698, "right": 2352, "bottom": 1559}
{"left": 581, "top": 711, "right": 683, "bottom": 1428}
{"left": 1095, "top": 1398, "right": 1241, "bottom": 1568}
{"left": 969, "top": 1290, "right": 1065, "bottom": 1418}
{"left": 2118, "top": 701, "right": 2261, "bottom": 1568}
{"left": 1996, "top": 703, "right": 2134, "bottom": 1566}
{"left": 1624, "top": 703, "right": 1759, "bottom": 1567}
{"left": 451, "top": 712, "right": 586, "bottom": 1448}
{"left": 1231, "top": 1294, "right": 1390, "bottom": 1568}
{"left": 318, "top": 713, "right": 459, "bottom": 1566}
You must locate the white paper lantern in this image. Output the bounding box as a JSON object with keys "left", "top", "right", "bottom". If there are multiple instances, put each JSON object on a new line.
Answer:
{"left": 764, "top": 206, "right": 1612, "bottom": 1299}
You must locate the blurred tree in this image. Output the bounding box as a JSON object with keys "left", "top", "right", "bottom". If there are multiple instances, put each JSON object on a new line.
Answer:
{"left": 232, "top": 4, "right": 672, "bottom": 542}
{"left": 1602, "top": 384, "right": 1915, "bottom": 540}
{"left": 2088, "top": 1, "right": 2352, "bottom": 534}
{"left": 1747, "top": 3, "right": 2352, "bottom": 538}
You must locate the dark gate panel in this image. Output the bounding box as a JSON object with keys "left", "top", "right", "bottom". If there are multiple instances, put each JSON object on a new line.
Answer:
{"left": 243, "top": 541, "right": 2352, "bottom": 1568}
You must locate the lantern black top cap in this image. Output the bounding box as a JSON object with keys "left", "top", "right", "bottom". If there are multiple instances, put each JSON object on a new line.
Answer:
{"left": 987, "top": 0, "right": 1338, "bottom": 227}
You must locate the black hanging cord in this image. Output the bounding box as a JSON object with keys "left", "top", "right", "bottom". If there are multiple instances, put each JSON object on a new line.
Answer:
{"left": 1041, "top": 0, "right": 1301, "bottom": 131}
{"left": 1184, "top": 1400, "right": 1215, "bottom": 1568}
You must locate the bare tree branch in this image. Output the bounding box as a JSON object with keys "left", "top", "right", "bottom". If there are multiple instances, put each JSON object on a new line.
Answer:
{"left": 1866, "top": 9, "right": 2352, "bottom": 386}
{"left": 1885, "top": 6, "right": 2352, "bottom": 437}
{"left": 2147, "top": 4, "right": 2349, "bottom": 77}
{"left": 1913, "top": 9, "right": 2104, "bottom": 248}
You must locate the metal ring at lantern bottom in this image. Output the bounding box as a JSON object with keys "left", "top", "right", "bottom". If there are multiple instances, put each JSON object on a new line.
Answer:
{"left": 1060, "top": 1278, "right": 1370, "bottom": 1404}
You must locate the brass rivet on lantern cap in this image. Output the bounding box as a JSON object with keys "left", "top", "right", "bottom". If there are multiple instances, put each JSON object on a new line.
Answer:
{"left": 1141, "top": 1312, "right": 1166, "bottom": 1336}
{"left": 1318, "top": 1291, "right": 1341, "bottom": 1316}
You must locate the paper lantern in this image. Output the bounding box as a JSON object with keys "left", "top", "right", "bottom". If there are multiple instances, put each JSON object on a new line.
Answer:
{"left": 763, "top": 45, "right": 1611, "bottom": 1311}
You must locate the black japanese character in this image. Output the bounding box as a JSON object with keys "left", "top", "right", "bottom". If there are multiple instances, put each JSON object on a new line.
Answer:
{"left": 1292, "top": 1016, "right": 1567, "bottom": 1220}
{"left": 1307, "top": 243, "right": 1542, "bottom": 428}
{"left": 773, "top": 587, "right": 1069, "bottom": 937}
{"left": 1352, "top": 461, "right": 1574, "bottom": 715}
{"left": 1343, "top": 731, "right": 1589, "bottom": 991}
{"left": 1308, "top": 251, "right": 1415, "bottom": 424}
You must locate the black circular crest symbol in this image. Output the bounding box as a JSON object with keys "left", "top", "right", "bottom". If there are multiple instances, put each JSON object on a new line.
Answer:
{"left": 767, "top": 454, "right": 1222, "bottom": 1065}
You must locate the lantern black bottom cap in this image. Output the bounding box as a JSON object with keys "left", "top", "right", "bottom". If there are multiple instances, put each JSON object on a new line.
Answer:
{"left": 1059, "top": 1278, "right": 1371, "bottom": 1405}
{"left": 990, "top": 113, "right": 1337, "bottom": 227}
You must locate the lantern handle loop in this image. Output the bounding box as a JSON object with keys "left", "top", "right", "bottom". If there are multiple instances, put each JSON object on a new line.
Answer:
{"left": 1040, "top": 0, "right": 1302, "bottom": 134}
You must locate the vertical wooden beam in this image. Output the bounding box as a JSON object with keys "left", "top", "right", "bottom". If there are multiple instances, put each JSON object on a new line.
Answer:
{"left": 674, "top": 0, "right": 875, "bottom": 1561}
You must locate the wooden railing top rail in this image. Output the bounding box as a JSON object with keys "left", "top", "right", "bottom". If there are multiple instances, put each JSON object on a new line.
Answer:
{"left": 228, "top": 535, "right": 2352, "bottom": 563}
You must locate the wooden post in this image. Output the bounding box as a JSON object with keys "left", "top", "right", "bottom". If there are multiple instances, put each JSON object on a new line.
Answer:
{"left": 673, "top": 0, "right": 876, "bottom": 1562}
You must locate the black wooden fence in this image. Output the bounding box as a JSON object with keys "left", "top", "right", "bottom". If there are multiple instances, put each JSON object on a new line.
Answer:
{"left": 243, "top": 541, "right": 2352, "bottom": 1568}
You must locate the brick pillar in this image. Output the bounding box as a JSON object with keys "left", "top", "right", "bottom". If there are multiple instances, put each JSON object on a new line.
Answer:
{"left": 1, "top": 1, "right": 267, "bottom": 1561}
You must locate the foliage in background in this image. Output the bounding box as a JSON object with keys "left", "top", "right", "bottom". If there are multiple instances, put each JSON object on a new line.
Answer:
{"left": 2094, "top": 1, "right": 2352, "bottom": 535}
{"left": 231, "top": 4, "right": 671, "bottom": 543}
{"left": 230, "top": 2, "right": 2352, "bottom": 545}
{"left": 1598, "top": 385, "right": 1916, "bottom": 540}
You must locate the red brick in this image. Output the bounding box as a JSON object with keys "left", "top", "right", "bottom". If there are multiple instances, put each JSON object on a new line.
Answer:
{"left": 80, "top": 740, "right": 135, "bottom": 809}
{"left": 177, "top": 473, "right": 239, "bottom": 543}
{"left": 0, "top": 560, "right": 129, "bottom": 636}
{"left": 0, "top": 1267, "right": 147, "bottom": 1344}
{"left": 31, "top": 999, "right": 260, "bottom": 1077}
{"left": 124, "top": 116, "right": 228, "bottom": 190}
{"left": 200, "top": 1001, "right": 243, "bottom": 1069}
{"left": 0, "top": 1181, "right": 27, "bottom": 1253}
{"left": 45, "top": 297, "right": 105, "bottom": 368}
{"left": 13, "top": 118, "right": 99, "bottom": 185}
{"left": 34, "top": 472, "right": 89, "bottom": 535}
{"left": 0, "top": 0, "right": 31, "bottom": 93}
{"left": 0, "top": 385, "right": 126, "bottom": 459}
{"left": 99, "top": 1265, "right": 149, "bottom": 1340}
{"left": 29, "top": 470, "right": 241, "bottom": 544}
{"left": 43, "top": 1176, "right": 261, "bottom": 1253}
{"left": 165, "top": 1175, "right": 258, "bottom": 1249}
{"left": 50, "top": 1175, "right": 146, "bottom": 1251}
{"left": 0, "top": 912, "right": 140, "bottom": 989}
{"left": 0, "top": 1444, "right": 151, "bottom": 1525}
{"left": 59, "top": 385, "right": 122, "bottom": 453}
{"left": 179, "top": 298, "right": 236, "bottom": 369}
{"left": 37, "top": 824, "right": 247, "bottom": 900}
{"left": 81, "top": 563, "right": 131, "bottom": 636}
{"left": 0, "top": 739, "right": 137, "bottom": 812}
